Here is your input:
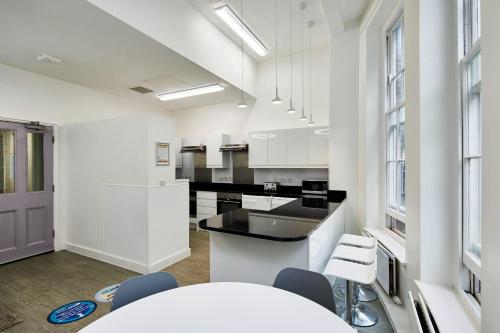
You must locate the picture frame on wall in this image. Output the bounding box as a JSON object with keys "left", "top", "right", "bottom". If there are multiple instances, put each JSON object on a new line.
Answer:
{"left": 156, "top": 142, "right": 170, "bottom": 166}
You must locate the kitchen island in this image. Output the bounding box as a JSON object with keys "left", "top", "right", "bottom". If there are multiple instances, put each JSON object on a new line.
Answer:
{"left": 199, "top": 195, "right": 345, "bottom": 285}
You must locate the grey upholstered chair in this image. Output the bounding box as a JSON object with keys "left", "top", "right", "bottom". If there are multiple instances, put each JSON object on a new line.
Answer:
{"left": 273, "top": 267, "right": 336, "bottom": 314}
{"left": 110, "top": 272, "right": 178, "bottom": 312}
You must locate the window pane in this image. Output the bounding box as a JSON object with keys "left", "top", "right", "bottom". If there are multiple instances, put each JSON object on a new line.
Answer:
{"left": 398, "top": 161, "right": 406, "bottom": 211}
{"left": 387, "top": 161, "right": 397, "bottom": 209}
{"left": 387, "top": 112, "right": 397, "bottom": 161}
{"left": 391, "top": 22, "right": 403, "bottom": 74}
{"left": 390, "top": 73, "right": 405, "bottom": 107}
{"left": 465, "top": 158, "right": 481, "bottom": 258}
{"left": 27, "top": 133, "right": 44, "bottom": 192}
{"left": 398, "top": 108, "right": 406, "bottom": 160}
{"left": 0, "top": 130, "right": 15, "bottom": 194}
{"left": 471, "top": 0, "right": 481, "bottom": 46}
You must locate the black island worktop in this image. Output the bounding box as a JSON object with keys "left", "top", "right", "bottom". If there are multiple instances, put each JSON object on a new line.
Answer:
{"left": 199, "top": 195, "right": 344, "bottom": 242}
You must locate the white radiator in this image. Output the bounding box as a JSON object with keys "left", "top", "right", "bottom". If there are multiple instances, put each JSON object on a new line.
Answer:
{"left": 376, "top": 243, "right": 398, "bottom": 296}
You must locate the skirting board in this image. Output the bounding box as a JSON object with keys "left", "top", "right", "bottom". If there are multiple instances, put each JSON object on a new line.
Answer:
{"left": 65, "top": 242, "right": 191, "bottom": 274}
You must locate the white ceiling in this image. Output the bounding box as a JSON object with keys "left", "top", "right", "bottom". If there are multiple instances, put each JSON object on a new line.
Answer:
{"left": 0, "top": 0, "right": 243, "bottom": 110}
{"left": 189, "top": 0, "right": 371, "bottom": 62}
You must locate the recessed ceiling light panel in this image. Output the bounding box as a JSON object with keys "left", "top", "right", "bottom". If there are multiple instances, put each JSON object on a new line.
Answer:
{"left": 157, "top": 83, "right": 224, "bottom": 101}
{"left": 214, "top": 5, "right": 269, "bottom": 56}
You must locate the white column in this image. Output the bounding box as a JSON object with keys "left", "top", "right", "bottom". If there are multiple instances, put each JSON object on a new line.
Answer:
{"left": 480, "top": 0, "right": 500, "bottom": 331}
{"left": 404, "top": 0, "right": 460, "bottom": 287}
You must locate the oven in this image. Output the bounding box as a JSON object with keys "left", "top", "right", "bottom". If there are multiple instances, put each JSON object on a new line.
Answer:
{"left": 302, "top": 180, "right": 328, "bottom": 195}
{"left": 217, "top": 192, "right": 242, "bottom": 214}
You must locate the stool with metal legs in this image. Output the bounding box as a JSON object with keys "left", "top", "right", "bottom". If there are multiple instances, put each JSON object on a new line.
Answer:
{"left": 324, "top": 258, "right": 378, "bottom": 327}
{"left": 336, "top": 235, "right": 379, "bottom": 302}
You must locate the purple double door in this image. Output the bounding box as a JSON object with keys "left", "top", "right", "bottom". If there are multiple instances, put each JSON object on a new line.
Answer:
{"left": 0, "top": 121, "right": 53, "bottom": 264}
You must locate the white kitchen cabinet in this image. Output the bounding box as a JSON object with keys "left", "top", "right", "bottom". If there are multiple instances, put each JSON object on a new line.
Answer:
{"left": 271, "top": 196, "right": 297, "bottom": 209}
{"left": 286, "top": 128, "right": 308, "bottom": 167}
{"left": 206, "top": 134, "right": 230, "bottom": 168}
{"left": 307, "top": 126, "right": 329, "bottom": 167}
{"left": 197, "top": 191, "right": 217, "bottom": 221}
{"left": 267, "top": 129, "right": 287, "bottom": 166}
{"left": 242, "top": 194, "right": 272, "bottom": 211}
{"left": 175, "top": 137, "right": 183, "bottom": 168}
{"left": 248, "top": 126, "right": 329, "bottom": 168}
{"left": 248, "top": 131, "right": 268, "bottom": 167}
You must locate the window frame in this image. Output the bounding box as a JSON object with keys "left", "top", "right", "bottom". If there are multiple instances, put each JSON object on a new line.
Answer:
{"left": 385, "top": 14, "right": 406, "bottom": 237}
{"left": 460, "top": 0, "right": 482, "bottom": 285}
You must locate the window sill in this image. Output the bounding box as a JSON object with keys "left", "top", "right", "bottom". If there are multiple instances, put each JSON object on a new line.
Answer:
{"left": 364, "top": 227, "right": 406, "bottom": 265}
{"left": 415, "top": 280, "right": 480, "bottom": 333}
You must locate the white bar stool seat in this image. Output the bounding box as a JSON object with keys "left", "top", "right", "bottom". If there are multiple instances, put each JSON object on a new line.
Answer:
{"left": 336, "top": 234, "right": 379, "bottom": 302}
{"left": 339, "top": 234, "right": 376, "bottom": 249}
{"left": 332, "top": 245, "right": 375, "bottom": 265}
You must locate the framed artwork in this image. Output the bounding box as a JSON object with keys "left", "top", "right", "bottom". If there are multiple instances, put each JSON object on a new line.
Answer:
{"left": 155, "top": 142, "right": 170, "bottom": 166}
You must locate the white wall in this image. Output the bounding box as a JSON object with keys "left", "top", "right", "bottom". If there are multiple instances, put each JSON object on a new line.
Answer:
{"left": 480, "top": 0, "right": 500, "bottom": 331}
{"left": 0, "top": 64, "right": 170, "bottom": 125}
{"left": 0, "top": 64, "right": 173, "bottom": 251}
{"left": 62, "top": 116, "right": 176, "bottom": 252}
{"left": 86, "top": 0, "right": 257, "bottom": 97}
{"left": 404, "top": 0, "right": 459, "bottom": 290}
{"left": 328, "top": 29, "right": 360, "bottom": 234}
{"left": 173, "top": 47, "right": 331, "bottom": 138}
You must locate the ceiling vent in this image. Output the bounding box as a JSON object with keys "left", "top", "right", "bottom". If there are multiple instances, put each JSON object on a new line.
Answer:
{"left": 129, "top": 86, "right": 154, "bottom": 94}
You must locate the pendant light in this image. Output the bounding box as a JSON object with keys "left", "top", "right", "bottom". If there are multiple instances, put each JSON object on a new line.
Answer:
{"left": 271, "top": 0, "right": 282, "bottom": 105}
{"left": 298, "top": 2, "right": 307, "bottom": 121}
{"left": 287, "top": 0, "right": 296, "bottom": 114}
{"left": 307, "top": 20, "right": 315, "bottom": 126}
{"left": 237, "top": 0, "right": 248, "bottom": 109}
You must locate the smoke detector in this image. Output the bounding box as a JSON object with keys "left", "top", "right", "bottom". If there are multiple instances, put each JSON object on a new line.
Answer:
{"left": 37, "top": 54, "right": 62, "bottom": 64}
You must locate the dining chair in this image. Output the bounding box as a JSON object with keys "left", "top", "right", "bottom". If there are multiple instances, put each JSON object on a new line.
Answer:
{"left": 273, "top": 267, "right": 337, "bottom": 314}
{"left": 110, "top": 272, "right": 178, "bottom": 312}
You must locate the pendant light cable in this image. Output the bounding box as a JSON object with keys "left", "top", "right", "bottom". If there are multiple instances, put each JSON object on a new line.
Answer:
{"left": 299, "top": 2, "right": 307, "bottom": 120}
{"left": 272, "top": 0, "right": 282, "bottom": 104}
{"left": 308, "top": 21, "right": 314, "bottom": 125}
{"left": 287, "top": 0, "right": 295, "bottom": 113}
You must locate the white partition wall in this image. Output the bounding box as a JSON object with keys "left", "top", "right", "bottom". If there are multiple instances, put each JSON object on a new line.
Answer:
{"left": 63, "top": 115, "right": 190, "bottom": 273}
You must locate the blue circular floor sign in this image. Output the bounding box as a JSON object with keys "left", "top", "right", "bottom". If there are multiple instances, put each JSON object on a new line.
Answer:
{"left": 47, "top": 301, "right": 96, "bottom": 324}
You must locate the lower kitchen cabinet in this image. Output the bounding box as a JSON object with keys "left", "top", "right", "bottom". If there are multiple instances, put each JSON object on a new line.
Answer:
{"left": 242, "top": 195, "right": 272, "bottom": 211}
{"left": 197, "top": 191, "right": 217, "bottom": 221}
{"left": 270, "top": 196, "right": 297, "bottom": 209}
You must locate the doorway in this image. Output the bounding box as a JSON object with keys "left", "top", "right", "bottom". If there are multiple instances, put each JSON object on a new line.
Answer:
{"left": 0, "top": 121, "right": 54, "bottom": 264}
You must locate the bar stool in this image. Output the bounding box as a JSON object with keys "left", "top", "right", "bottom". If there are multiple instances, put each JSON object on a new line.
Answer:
{"left": 336, "top": 234, "right": 378, "bottom": 302}
{"left": 324, "top": 258, "right": 378, "bottom": 327}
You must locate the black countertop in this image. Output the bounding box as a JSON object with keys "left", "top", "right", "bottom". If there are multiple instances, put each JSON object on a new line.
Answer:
{"left": 188, "top": 181, "right": 346, "bottom": 201}
{"left": 199, "top": 196, "right": 343, "bottom": 242}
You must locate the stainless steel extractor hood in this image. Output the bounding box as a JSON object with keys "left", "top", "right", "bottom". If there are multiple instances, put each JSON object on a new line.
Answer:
{"left": 219, "top": 143, "right": 248, "bottom": 152}
{"left": 180, "top": 145, "right": 206, "bottom": 153}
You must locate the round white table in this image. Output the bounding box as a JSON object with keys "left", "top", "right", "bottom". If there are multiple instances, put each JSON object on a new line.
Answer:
{"left": 79, "top": 282, "right": 356, "bottom": 333}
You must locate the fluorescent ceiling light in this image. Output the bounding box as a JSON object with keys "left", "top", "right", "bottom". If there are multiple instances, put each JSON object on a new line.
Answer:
{"left": 157, "top": 84, "right": 224, "bottom": 101}
{"left": 214, "top": 5, "right": 269, "bottom": 57}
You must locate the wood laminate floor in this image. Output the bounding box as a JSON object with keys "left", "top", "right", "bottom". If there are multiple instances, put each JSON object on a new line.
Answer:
{"left": 1, "top": 230, "right": 394, "bottom": 333}
{"left": 0, "top": 230, "right": 209, "bottom": 332}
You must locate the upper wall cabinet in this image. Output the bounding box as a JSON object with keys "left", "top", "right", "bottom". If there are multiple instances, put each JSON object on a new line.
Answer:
{"left": 248, "top": 130, "right": 268, "bottom": 167}
{"left": 248, "top": 126, "right": 329, "bottom": 168}
{"left": 206, "top": 134, "right": 229, "bottom": 168}
{"left": 267, "top": 129, "right": 287, "bottom": 166}
{"left": 175, "top": 137, "right": 183, "bottom": 168}
{"left": 286, "top": 128, "right": 308, "bottom": 167}
{"left": 307, "top": 127, "right": 329, "bottom": 167}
